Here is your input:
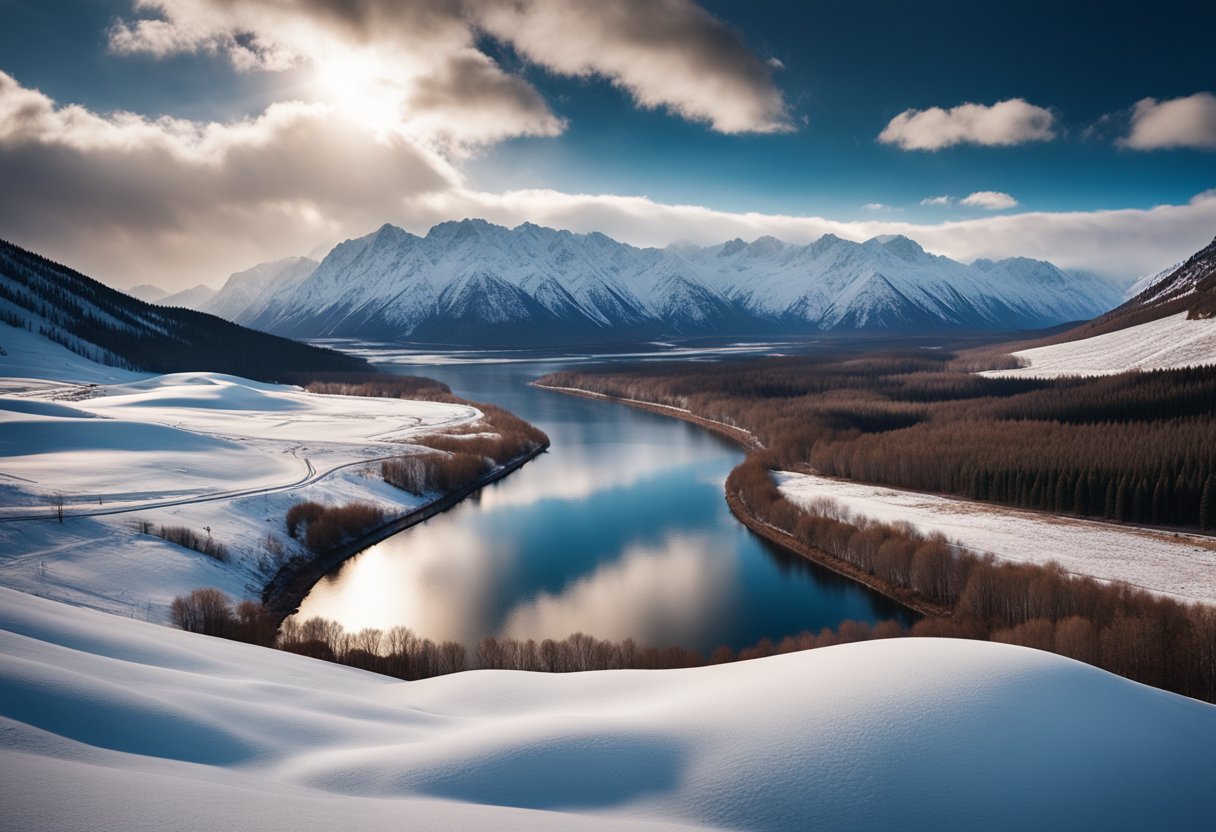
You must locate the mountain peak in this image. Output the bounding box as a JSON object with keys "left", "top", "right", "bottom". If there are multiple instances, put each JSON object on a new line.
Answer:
{"left": 869, "top": 234, "right": 925, "bottom": 261}
{"left": 718, "top": 238, "right": 748, "bottom": 257}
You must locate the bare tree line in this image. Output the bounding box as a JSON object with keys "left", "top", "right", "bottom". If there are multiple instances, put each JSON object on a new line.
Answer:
{"left": 729, "top": 457, "right": 1216, "bottom": 702}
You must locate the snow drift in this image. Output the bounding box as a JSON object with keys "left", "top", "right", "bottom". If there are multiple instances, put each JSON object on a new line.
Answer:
{"left": 2, "top": 587, "right": 1213, "bottom": 832}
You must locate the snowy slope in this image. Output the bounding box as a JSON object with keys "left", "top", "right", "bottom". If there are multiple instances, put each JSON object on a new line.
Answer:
{"left": 777, "top": 471, "right": 1216, "bottom": 604}
{"left": 983, "top": 312, "right": 1216, "bottom": 378}
{"left": 3, "top": 587, "right": 1214, "bottom": 832}
{"left": 221, "top": 220, "right": 1121, "bottom": 344}
{"left": 1123, "top": 260, "right": 1185, "bottom": 302}
{"left": 0, "top": 339, "right": 479, "bottom": 618}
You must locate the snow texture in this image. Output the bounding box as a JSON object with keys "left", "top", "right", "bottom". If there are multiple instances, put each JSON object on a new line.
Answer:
{"left": 983, "top": 312, "right": 1216, "bottom": 378}
{"left": 2, "top": 586, "right": 1214, "bottom": 832}
{"left": 777, "top": 471, "right": 1216, "bottom": 604}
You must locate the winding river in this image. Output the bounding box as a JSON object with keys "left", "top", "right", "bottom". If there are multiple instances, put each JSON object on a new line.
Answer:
{"left": 294, "top": 353, "right": 915, "bottom": 655}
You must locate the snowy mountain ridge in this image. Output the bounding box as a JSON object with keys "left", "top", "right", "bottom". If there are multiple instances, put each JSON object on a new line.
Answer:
{"left": 214, "top": 220, "right": 1122, "bottom": 345}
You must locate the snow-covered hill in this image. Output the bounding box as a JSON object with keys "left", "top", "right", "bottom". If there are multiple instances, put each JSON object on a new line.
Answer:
{"left": 2, "top": 587, "right": 1213, "bottom": 832}
{"left": 215, "top": 220, "right": 1121, "bottom": 345}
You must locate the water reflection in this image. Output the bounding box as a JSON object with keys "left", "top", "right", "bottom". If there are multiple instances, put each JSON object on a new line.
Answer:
{"left": 293, "top": 357, "right": 916, "bottom": 654}
{"left": 501, "top": 532, "right": 737, "bottom": 645}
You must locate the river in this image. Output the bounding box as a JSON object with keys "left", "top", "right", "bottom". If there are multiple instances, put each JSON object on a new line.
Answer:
{"left": 293, "top": 351, "right": 915, "bottom": 655}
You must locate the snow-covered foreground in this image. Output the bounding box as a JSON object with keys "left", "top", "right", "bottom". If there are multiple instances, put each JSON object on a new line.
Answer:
{"left": 983, "top": 312, "right": 1216, "bottom": 378}
{"left": 0, "top": 339, "right": 480, "bottom": 619}
{"left": 2, "top": 587, "right": 1213, "bottom": 832}
{"left": 777, "top": 472, "right": 1216, "bottom": 604}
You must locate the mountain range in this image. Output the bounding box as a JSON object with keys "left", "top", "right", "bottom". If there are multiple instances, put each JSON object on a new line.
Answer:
{"left": 197, "top": 220, "right": 1123, "bottom": 346}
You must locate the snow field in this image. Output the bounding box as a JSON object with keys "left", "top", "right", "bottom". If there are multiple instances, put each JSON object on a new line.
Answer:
{"left": 777, "top": 471, "right": 1216, "bottom": 604}
{"left": 2, "top": 587, "right": 1214, "bottom": 832}
{"left": 0, "top": 360, "right": 481, "bottom": 618}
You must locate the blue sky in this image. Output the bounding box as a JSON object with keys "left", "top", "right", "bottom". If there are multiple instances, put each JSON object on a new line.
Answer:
{"left": 0, "top": 1, "right": 1213, "bottom": 287}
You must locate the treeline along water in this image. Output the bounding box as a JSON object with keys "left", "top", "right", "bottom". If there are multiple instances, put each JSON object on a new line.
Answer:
{"left": 293, "top": 355, "right": 914, "bottom": 656}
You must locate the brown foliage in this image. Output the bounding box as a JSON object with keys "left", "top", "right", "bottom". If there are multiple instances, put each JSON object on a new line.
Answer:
{"left": 154, "top": 525, "right": 229, "bottom": 563}
{"left": 285, "top": 501, "right": 387, "bottom": 553}
{"left": 170, "top": 588, "right": 235, "bottom": 637}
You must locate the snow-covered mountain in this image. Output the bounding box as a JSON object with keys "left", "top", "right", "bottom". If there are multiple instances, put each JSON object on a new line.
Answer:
{"left": 201, "top": 256, "right": 318, "bottom": 321}
{"left": 126, "top": 283, "right": 168, "bottom": 303}
{"left": 214, "top": 220, "right": 1122, "bottom": 345}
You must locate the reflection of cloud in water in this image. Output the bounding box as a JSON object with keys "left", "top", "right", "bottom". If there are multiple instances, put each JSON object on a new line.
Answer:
{"left": 292, "top": 521, "right": 514, "bottom": 644}
{"left": 501, "top": 533, "right": 737, "bottom": 646}
{"left": 478, "top": 441, "right": 714, "bottom": 511}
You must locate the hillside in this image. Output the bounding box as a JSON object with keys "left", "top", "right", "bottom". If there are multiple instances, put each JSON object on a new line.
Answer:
{"left": 0, "top": 239, "right": 366, "bottom": 382}
{"left": 3, "top": 587, "right": 1213, "bottom": 832}
{"left": 213, "top": 220, "right": 1121, "bottom": 346}
{"left": 985, "top": 236, "right": 1216, "bottom": 377}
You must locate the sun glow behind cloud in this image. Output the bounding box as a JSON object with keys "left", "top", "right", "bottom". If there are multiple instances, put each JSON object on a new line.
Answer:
{"left": 308, "top": 47, "right": 407, "bottom": 138}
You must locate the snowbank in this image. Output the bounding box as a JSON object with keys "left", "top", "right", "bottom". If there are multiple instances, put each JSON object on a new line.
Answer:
{"left": 777, "top": 471, "right": 1216, "bottom": 604}
{"left": 983, "top": 312, "right": 1216, "bottom": 378}
{"left": 1, "top": 587, "right": 1213, "bottom": 831}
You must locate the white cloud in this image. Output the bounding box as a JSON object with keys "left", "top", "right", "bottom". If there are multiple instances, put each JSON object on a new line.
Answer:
{"left": 920, "top": 195, "right": 953, "bottom": 207}
{"left": 412, "top": 188, "right": 1216, "bottom": 283}
{"left": 879, "top": 99, "right": 1056, "bottom": 151}
{"left": 107, "top": 0, "right": 790, "bottom": 141}
{"left": 960, "top": 191, "right": 1018, "bottom": 210}
{"left": 1119, "top": 92, "right": 1216, "bottom": 150}
{"left": 863, "top": 203, "right": 893, "bottom": 211}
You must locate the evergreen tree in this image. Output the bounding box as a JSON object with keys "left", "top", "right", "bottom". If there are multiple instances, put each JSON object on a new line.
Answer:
{"left": 1201, "top": 475, "right": 1215, "bottom": 533}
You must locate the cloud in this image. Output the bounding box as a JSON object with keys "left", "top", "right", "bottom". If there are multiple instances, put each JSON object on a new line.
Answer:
{"left": 863, "top": 203, "right": 893, "bottom": 211}
{"left": 107, "top": 0, "right": 790, "bottom": 140}
{"left": 3, "top": 73, "right": 1212, "bottom": 291}
{"left": 960, "top": 191, "right": 1018, "bottom": 210}
{"left": 920, "top": 195, "right": 953, "bottom": 207}
{"left": 1119, "top": 92, "right": 1216, "bottom": 150}
{"left": 0, "top": 70, "right": 460, "bottom": 287}
{"left": 420, "top": 187, "right": 1216, "bottom": 283}
{"left": 474, "top": 0, "right": 792, "bottom": 134}
{"left": 879, "top": 99, "right": 1056, "bottom": 151}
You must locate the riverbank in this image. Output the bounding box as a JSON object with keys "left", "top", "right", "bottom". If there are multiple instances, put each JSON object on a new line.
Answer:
{"left": 261, "top": 442, "right": 548, "bottom": 626}
{"left": 531, "top": 383, "right": 764, "bottom": 451}
{"left": 534, "top": 383, "right": 931, "bottom": 619}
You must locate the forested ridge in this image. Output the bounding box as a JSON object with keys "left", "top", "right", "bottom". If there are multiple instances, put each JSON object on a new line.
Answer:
{"left": 0, "top": 238, "right": 367, "bottom": 381}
